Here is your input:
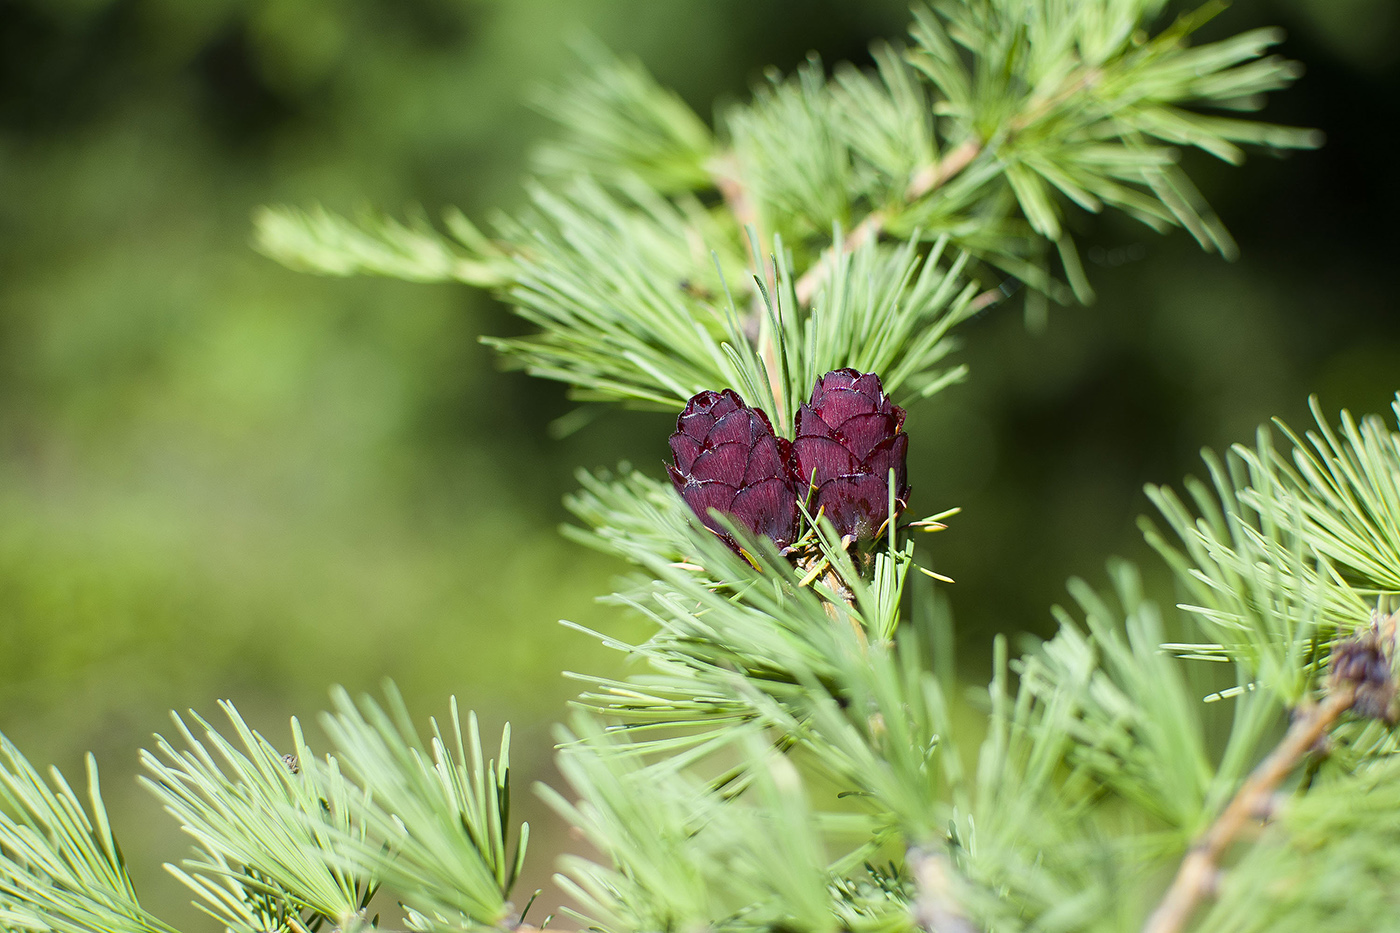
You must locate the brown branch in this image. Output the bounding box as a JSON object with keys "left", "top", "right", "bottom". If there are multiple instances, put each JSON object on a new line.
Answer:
{"left": 821, "top": 565, "right": 867, "bottom": 649}
{"left": 1005, "top": 67, "right": 1103, "bottom": 138}
{"left": 710, "top": 70, "right": 1093, "bottom": 384}
{"left": 708, "top": 151, "right": 766, "bottom": 337}
{"left": 796, "top": 550, "right": 871, "bottom": 649}
{"left": 709, "top": 152, "right": 760, "bottom": 241}
{"left": 793, "top": 138, "right": 983, "bottom": 308}
{"left": 969, "top": 286, "right": 1007, "bottom": 313}
{"left": 771, "top": 63, "right": 1104, "bottom": 311}
{"left": 905, "top": 138, "right": 982, "bottom": 203}
{"left": 793, "top": 208, "right": 887, "bottom": 307}
{"left": 1140, "top": 684, "right": 1357, "bottom": 933}
{"left": 1145, "top": 614, "right": 1397, "bottom": 933}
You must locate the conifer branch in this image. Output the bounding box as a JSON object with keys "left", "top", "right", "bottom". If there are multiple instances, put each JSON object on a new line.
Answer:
{"left": 710, "top": 153, "right": 762, "bottom": 251}
{"left": 0, "top": 741, "right": 177, "bottom": 933}
{"left": 906, "top": 139, "right": 984, "bottom": 203}
{"left": 793, "top": 137, "right": 984, "bottom": 308}
{"left": 795, "top": 50, "right": 1101, "bottom": 308}
{"left": 1144, "top": 615, "right": 1397, "bottom": 933}
{"left": 1142, "top": 685, "right": 1356, "bottom": 933}
{"left": 793, "top": 209, "right": 886, "bottom": 309}
{"left": 257, "top": 0, "right": 1318, "bottom": 412}
{"left": 0, "top": 6, "right": 1359, "bottom": 933}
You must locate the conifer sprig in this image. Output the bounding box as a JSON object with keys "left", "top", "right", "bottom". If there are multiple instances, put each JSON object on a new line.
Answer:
{"left": 133, "top": 689, "right": 527, "bottom": 933}
{"left": 256, "top": 0, "right": 1315, "bottom": 408}
{"left": 317, "top": 686, "right": 527, "bottom": 930}
{"left": 4, "top": 3, "right": 1388, "bottom": 933}
{"left": 1201, "top": 746, "right": 1400, "bottom": 933}
{"left": 0, "top": 387, "right": 1394, "bottom": 933}
{"left": 1144, "top": 647, "right": 1367, "bottom": 933}
{"left": 543, "top": 723, "right": 863, "bottom": 933}
{"left": 0, "top": 739, "right": 175, "bottom": 933}
{"left": 142, "top": 703, "right": 376, "bottom": 933}
{"left": 560, "top": 397, "right": 1400, "bottom": 931}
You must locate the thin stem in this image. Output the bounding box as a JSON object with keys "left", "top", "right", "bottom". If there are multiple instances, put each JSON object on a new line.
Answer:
{"left": 1003, "top": 66, "right": 1103, "bottom": 136}
{"left": 794, "top": 208, "right": 887, "bottom": 307}
{"left": 794, "top": 138, "right": 982, "bottom": 307}
{"left": 905, "top": 138, "right": 982, "bottom": 203}
{"left": 791, "top": 63, "right": 1102, "bottom": 308}
{"left": 969, "top": 285, "right": 1009, "bottom": 312}
{"left": 1140, "top": 684, "right": 1357, "bottom": 933}
{"left": 709, "top": 152, "right": 760, "bottom": 241}
{"left": 820, "top": 565, "right": 866, "bottom": 650}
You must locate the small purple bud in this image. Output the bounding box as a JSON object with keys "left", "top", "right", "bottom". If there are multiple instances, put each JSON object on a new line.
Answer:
{"left": 790, "top": 369, "right": 909, "bottom": 542}
{"left": 1332, "top": 625, "right": 1397, "bottom": 721}
{"left": 668, "top": 389, "right": 801, "bottom": 551}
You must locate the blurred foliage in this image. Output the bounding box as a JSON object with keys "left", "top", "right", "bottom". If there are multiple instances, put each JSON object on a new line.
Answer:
{"left": 0, "top": 0, "right": 1394, "bottom": 928}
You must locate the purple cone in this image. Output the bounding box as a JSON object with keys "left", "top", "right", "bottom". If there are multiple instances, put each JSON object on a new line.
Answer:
{"left": 790, "top": 369, "right": 909, "bottom": 542}
{"left": 667, "top": 389, "right": 801, "bottom": 552}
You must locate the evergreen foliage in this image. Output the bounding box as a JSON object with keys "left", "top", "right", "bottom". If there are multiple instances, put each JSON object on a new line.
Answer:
{"left": 3, "top": 3, "right": 1391, "bottom": 933}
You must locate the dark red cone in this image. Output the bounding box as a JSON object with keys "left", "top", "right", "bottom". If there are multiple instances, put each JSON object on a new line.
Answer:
{"left": 667, "top": 389, "right": 801, "bottom": 551}
{"left": 790, "top": 369, "right": 909, "bottom": 542}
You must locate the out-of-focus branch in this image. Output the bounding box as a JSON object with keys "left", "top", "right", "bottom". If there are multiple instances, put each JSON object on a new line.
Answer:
{"left": 907, "top": 846, "right": 980, "bottom": 933}
{"left": 905, "top": 138, "right": 983, "bottom": 203}
{"left": 710, "top": 152, "right": 761, "bottom": 240}
{"left": 793, "top": 208, "right": 887, "bottom": 307}
{"left": 709, "top": 152, "right": 787, "bottom": 417}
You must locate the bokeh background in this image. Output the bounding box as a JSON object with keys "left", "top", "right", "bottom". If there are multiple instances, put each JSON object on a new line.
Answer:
{"left": 0, "top": 0, "right": 1395, "bottom": 927}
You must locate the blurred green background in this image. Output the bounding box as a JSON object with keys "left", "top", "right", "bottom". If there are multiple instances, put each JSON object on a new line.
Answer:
{"left": 0, "top": 0, "right": 1395, "bottom": 927}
